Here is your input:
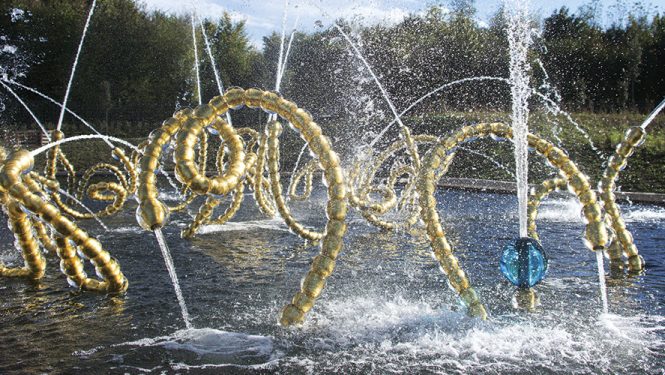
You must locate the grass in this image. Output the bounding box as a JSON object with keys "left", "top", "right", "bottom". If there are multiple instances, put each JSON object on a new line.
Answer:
{"left": 402, "top": 111, "right": 665, "bottom": 193}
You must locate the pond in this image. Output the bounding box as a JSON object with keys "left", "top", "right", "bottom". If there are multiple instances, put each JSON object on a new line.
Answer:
{"left": 0, "top": 189, "right": 663, "bottom": 374}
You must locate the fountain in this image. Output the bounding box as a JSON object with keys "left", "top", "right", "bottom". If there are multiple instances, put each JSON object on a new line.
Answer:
{"left": 0, "top": 0, "right": 664, "bottom": 372}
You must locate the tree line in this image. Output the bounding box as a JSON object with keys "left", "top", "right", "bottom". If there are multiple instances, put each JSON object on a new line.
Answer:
{"left": 0, "top": 0, "right": 663, "bottom": 138}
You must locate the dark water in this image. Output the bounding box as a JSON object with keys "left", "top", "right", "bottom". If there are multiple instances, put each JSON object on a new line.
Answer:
{"left": 0, "top": 190, "right": 663, "bottom": 374}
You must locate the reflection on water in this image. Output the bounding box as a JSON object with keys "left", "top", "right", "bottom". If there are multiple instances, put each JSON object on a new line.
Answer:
{"left": 0, "top": 190, "right": 663, "bottom": 374}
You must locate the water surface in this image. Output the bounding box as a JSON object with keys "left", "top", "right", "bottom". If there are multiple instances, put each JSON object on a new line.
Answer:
{"left": 0, "top": 190, "right": 663, "bottom": 374}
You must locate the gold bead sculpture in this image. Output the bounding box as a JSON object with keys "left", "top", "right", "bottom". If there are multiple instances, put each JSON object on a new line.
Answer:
{"left": 0, "top": 148, "right": 128, "bottom": 292}
{"left": 0, "top": 87, "right": 647, "bottom": 325}
{"left": 135, "top": 88, "right": 348, "bottom": 326}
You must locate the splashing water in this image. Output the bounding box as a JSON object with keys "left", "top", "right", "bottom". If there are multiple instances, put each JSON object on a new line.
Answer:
{"left": 56, "top": 0, "right": 96, "bottom": 132}
{"left": 534, "top": 89, "right": 604, "bottom": 159}
{"left": 306, "top": 2, "right": 411, "bottom": 145}
{"left": 533, "top": 59, "right": 605, "bottom": 159}
{"left": 505, "top": 0, "right": 533, "bottom": 238}
{"left": 115, "top": 328, "right": 274, "bottom": 360}
{"left": 333, "top": 23, "right": 407, "bottom": 135}
{"left": 153, "top": 228, "right": 192, "bottom": 329}
{"left": 458, "top": 146, "right": 516, "bottom": 179}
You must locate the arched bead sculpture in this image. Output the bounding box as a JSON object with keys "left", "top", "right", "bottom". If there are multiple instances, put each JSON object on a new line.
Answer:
{"left": 417, "top": 123, "right": 609, "bottom": 319}
{"left": 267, "top": 121, "right": 324, "bottom": 242}
{"left": 288, "top": 159, "right": 319, "bottom": 202}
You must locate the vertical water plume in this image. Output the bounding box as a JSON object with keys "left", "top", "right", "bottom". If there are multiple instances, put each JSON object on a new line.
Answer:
{"left": 275, "top": 0, "right": 289, "bottom": 92}
{"left": 266, "top": 0, "right": 291, "bottom": 125}
{"left": 277, "top": 14, "right": 300, "bottom": 93}
{"left": 56, "top": 0, "right": 97, "bottom": 132}
{"left": 191, "top": 12, "right": 202, "bottom": 106}
{"left": 505, "top": 0, "right": 533, "bottom": 237}
{"left": 198, "top": 14, "right": 232, "bottom": 125}
{"left": 154, "top": 228, "right": 192, "bottom": 329}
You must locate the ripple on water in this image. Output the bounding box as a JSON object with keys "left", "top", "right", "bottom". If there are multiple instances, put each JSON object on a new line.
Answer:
{"left": 76, "top": 328, "right": 279, "bottom": 372}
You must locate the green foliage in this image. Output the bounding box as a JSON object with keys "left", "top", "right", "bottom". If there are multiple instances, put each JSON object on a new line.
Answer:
{"left": 1, "top": 0, "right": 664, "bottom": 192}
{"left": 0, "top": 0, "right": 262, "bottom": 134}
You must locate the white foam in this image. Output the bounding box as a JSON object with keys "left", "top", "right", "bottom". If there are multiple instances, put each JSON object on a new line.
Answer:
{"left": 538, "top": 199, "right": 583, "bottom": 222}
{"left": 197, "top": 219, "right": 289, "bottom": 234}
{"left": 538, "top": 198, "right": 665, "bottom": 224}
{"left": 0, "top": 249, "right": 20, "bottom": 265}
{"left": 170, "top": 358, "right": 281, "bottom": 371}
{"left": 624, "top": 207, "right": 665, "bottom": 222}
{"left": 298, "top": 294, "right": 664, "bottom": 372}
{"left": 110, "top": 226, "right": 142, "bottom": 234}
{"left": 158, "top": 191, "right": 186, "bottom": 201}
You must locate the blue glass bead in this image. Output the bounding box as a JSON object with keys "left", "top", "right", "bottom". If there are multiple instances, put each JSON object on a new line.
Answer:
{"left": 207, "top": 126, "right": 219, "bottom": 136}
{"left": 500, "top": 237, "right": 548, "bottom": 288}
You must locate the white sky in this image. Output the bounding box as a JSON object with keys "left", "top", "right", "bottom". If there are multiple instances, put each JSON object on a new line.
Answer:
{"left": 140, "top": 0, "right": 665, "bottom": 48}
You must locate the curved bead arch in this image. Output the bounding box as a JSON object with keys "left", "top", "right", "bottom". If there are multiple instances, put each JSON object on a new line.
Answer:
{"left": 0, "top": 190, "right": 47, "bottom": 279}
{"left": 525, "top": 176, "right": 629, "bottom": 269}
{"left": 526, "top": 177, "right": 568, "bottom": 242}
{"left": 526, "top": 176, "right": 626, "bottom": 262}
{"left": 251, "top": 130, "right": 277, "bottom": 217}
{"left": 267, "top": 121, "right": 324, "bottom": 242}
{"left": 599, "top": 127, "right": 647, "bottom": 272}
{"left": 416, "top": 122, "right": 609, "bottom": 319}
{"left": 526, "top": 128, "right": 648, "bottom": 273}
{"left": 137, "top": 88, "right": 348, "bottom": 326}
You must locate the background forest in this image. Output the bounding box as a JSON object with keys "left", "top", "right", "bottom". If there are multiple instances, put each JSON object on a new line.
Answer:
{"left": 1, "top": 0, "right": 664, "bottom": 190}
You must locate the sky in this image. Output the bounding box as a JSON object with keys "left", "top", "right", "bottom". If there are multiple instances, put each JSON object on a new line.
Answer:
{"left": 140, "top": 0, "right": 665, "bottom": 48}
